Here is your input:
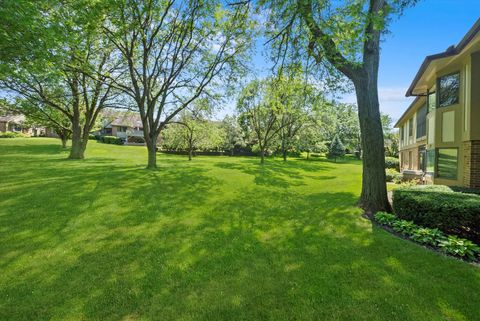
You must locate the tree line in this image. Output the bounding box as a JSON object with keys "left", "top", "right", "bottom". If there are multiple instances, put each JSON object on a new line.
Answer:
{"left": 160, "top": 75, "right": 398, "bottom": 163}
{"left": 0, "top": 0, "right": 415, "bottom": 212}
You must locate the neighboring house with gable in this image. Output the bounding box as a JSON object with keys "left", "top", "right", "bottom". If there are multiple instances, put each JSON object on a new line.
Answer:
{"left": 395, "top": 18, "right": 480, "bottom": 188}
{"left": 96, "top": 111, "right": 146, "bottom": 144}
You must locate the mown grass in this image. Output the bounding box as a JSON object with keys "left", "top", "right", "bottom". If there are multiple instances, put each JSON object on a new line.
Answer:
{"left": 0, "top": 138, "right": 479, "bottom": 321}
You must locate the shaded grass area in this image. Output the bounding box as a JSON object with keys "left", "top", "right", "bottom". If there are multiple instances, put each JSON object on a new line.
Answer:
{"left": 0, "top": 138, "right": 479, "bottom": 321}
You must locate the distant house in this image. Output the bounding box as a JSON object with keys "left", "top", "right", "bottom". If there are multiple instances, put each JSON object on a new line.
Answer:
{"left": 0, "top": 115, "right": 39, "bottom": 135}
{"left": 97, "top": 112, "right": 145, "bottom": 144}
{"left": 395, "top": 18, "right": 480, "bottom": 188}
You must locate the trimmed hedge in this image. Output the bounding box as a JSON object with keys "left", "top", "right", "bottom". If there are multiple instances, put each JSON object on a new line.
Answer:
{"left": 0, "top": 131, "right": 28, "bottom": 138}
{"left": 99, "top": 135, "right": 124, "bottom": 145}
{"left": 392, "top": 185, "right": 480, "bottom": 242}
{"left": 385, "top": 157, "right": 400, "bottom": 170}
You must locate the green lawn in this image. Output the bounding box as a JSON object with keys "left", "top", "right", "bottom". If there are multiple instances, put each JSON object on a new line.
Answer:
{"left": 1, "top": 138, "right": 479, "bottom": 321}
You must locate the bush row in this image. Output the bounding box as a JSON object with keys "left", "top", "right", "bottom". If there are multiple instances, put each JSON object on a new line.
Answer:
{"left": 375, "top": 212, "right": 480, "bottom": 261}
{"left": 99, "top": 135, "right": 124, "bottom": 145}
{"left": 392, "top": 185, "right": 480, "bottom": 243}
{"left": 0, "top": 131, "right": 28, "bottom": 138}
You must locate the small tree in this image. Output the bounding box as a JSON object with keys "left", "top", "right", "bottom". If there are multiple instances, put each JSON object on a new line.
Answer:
{"left": 296, "top": 124, "right": 326, "bottom": 160}
{"left": 328, "top": 134, "right": 345, "bottom": 162}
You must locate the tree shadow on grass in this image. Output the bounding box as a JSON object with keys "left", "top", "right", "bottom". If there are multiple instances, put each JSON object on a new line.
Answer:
{"left": 214, "top": 158, "right": 337, "bottom": 188}
{"left": 1, "top": 144, "right": 479, "bottom": 321}
{"left": 2, "top": 186, "right": 479, "bottom": 321}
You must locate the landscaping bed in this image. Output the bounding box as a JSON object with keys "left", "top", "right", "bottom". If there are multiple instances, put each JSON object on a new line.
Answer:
{"left": 374, "top": 212, "right": 480, "bottom": 263}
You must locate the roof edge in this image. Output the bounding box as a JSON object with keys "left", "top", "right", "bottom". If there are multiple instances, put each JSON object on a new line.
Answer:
{"left": 394, "top": 96, "right": 423, "bottom": 128}
{"left": 405, "top": 18, "right": 480, "bottom": 97}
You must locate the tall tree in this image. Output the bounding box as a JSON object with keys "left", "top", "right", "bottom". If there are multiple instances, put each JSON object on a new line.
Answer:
{"left": 104, "top": 0, "right": 253, "bottom": 169}
{"left": 0, "top": 1, "right": 119, "bottom": 159}
{"left": 237, "top": 78, "right": 294, "bottom": 164}
{"left": 261, "top": 0, "right": 417, "bottom": 212}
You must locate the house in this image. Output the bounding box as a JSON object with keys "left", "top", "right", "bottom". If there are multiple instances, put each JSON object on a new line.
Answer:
{"left": 0, "top": 115, "right": 33, "bottom": 135}
{"left": 97, "top": 111, "right": 145, "bottom": 144}
{"left": 395, "top": 18, "right": 480, "bottom": 188}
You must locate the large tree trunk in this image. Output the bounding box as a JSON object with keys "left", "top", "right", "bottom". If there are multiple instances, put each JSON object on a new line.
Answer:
{"left": 260, "top": 149, "right": 265, "bottom": 164}
{"left": 145, "top": 132, "right": 158, "bottom": 169}
{"left": 354, "top": 75, "right": 390, "bottom": 214}
{"left": 69, "top": 121, "right": 84, "bottom": 159}
{"left": 188, "top": 146, "right": 193, "bottom": 161}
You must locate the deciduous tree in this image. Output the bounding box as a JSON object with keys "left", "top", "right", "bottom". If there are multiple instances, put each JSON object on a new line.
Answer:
{"left": 261, "top": 0, "right": 417, "bottom": 212}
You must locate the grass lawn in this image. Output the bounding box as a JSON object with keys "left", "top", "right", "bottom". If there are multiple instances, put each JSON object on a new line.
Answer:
{"left": 1, "top": 138, "right": 479, "bottom": 321}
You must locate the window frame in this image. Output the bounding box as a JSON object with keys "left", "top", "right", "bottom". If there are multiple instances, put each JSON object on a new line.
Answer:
{"left": 437, "top": 71, "right": 460, "bottom": 108}
{"left": 427, "top": 90, "right": 436, "bottom": 113}
{"left": 416, "top": 104, "right": 427, "bottom": 139}
{"left": 436, "top": 147, "right": 459, "bottom": 180}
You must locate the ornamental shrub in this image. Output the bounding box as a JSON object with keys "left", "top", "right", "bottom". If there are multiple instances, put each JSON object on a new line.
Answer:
{"left": 385, "top": 157, "right": 400, "bottom": 170}
{"left": 100, "top": 135, "right": 124, "bottom": 145}
{"left": 392, "top": 185, "right": 480, "bottom": 242}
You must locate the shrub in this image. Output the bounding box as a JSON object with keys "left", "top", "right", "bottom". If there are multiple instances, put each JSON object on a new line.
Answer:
{"left": 385, "top": 157, "right": 400, "bottom": 170}
{"left": 100, "top": 135, "right": 124, "bottom": 145}
{"left": 438, "top": 235, "right": 480, "bottom": 260}
{"left": 88, "top": 134, "right": 97, "bottom": 140}
{"left": 411, "top": 227, "right": 445, "bottom": 246}
{"left": 385, "top": 168, "right": 402, "bottom": 183}
{"left": 392, "top": 185, "right": 480, "bottom": 242}
{"left": 374, "top": 212, "right": 396, "bottom": 225}
{"left": 0, "top": 131, "right": 27, "bottom": 138}
{"left": 392, "top": 220, "right": 417, "bottom": 235}
{"left": 374, "top": 211, "right": 480, "bottom": 261}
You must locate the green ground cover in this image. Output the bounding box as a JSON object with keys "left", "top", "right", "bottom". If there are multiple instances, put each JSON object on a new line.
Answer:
{"left": 0, "top": 138, "right": 479, "bottom": 321}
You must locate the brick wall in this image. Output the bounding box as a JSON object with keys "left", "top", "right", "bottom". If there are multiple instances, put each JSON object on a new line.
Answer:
{"left": 463, "top": 140, "right": 480, "bottom": 188}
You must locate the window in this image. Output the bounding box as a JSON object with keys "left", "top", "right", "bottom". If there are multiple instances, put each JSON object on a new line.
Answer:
{"left": 416, "top": 104, "right": 427, "bottom": 138}
{"left": 418, "top": 145, "right": 426, "bottom": 172}
{"left": 400, "top": 125, "right": 404, "bottom": 142}
{"left": 437, "top": 148, "right": 458, "bottom": 179}
{"left": 426, "top": 149, "right": 435, "bottom": 174}
{"left": 408, "top": 118, "right": 413, "bottom": 137}
{"left": 408, "top": 151, "right": 413, "bottom": 170}
{"left": 427, "top": 91, "right": 436, "bottom": 113}
{"left": 438, "top": 72, "right": 460, "bottom": 107}
{"left": 117, "top": 126, "right": 127, "bottom": 132}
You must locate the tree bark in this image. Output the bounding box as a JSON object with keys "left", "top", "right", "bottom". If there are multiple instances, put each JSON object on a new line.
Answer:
{"left": 307, "top": 151, "right": 310, "bottom": 160}
{"left": 260, "top": 149, "right": 265, "bottom": 164}
{"left": 354, "top": 76, "right": 390, "bottom": 214}
{"left": 188, "top": 146, "right": 193, "bottom": 161}
{"left": 69, "top": 120, "right": 84, "bottom": 159}
{"left": 145, "top": 134, "right": 158, "bottom": 169}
